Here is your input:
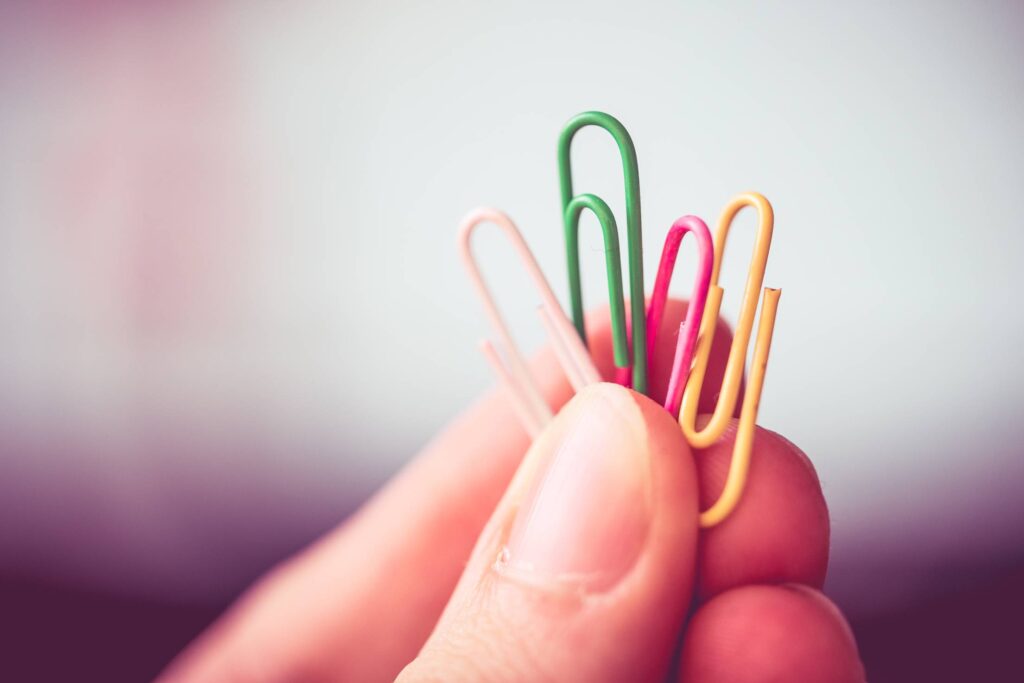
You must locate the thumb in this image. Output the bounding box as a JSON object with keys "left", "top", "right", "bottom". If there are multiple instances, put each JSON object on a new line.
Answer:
{"left": 398, "top": 383, "right": 699, "bottom": 683}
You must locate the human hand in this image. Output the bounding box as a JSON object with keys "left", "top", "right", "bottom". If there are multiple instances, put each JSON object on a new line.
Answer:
{"left": 158, "top": 301, "right": 865, "bottom": 682}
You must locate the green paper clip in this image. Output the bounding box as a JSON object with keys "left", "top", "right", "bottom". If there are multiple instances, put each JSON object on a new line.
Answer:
{"left": 557, "top": 111, "right": 647, "bottom": 395}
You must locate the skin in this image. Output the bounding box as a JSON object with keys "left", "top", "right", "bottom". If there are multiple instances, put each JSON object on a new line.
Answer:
{"left": 157, "top": 300, "right": 865, "bottom": 682}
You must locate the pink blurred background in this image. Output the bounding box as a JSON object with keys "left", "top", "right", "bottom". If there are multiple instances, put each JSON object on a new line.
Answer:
{"left": 1, "top": 2, "right": 1022, "bottom": 680}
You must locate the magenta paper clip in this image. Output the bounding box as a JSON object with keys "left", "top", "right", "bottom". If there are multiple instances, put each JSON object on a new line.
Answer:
{"left": 610, "top": 216, "right": 713, "bottom": 410}
{"left": 648, "top": 216, "right": 714, "bottom": 416}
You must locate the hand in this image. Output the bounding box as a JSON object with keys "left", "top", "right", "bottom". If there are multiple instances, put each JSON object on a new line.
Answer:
{"left": 158, "top": 301, "right": 865, "bottom": 682}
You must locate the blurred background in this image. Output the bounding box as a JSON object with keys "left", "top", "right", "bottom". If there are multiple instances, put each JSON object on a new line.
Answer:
{"left": 1, "top": 1, "right": 1022, "bottom": 680}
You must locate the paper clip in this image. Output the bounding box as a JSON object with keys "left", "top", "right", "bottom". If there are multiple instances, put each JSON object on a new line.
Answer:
{"left": 678, "top": 192, "right": 780, "bottom": 527}
{"left": 459, "top": 208, "right": 602, "bottom": 438}
{"left": 646, "top": 216, "right": 715, "bottom": 416}
{"left": 558, "top": 111, "right": 648, "bottom": 395}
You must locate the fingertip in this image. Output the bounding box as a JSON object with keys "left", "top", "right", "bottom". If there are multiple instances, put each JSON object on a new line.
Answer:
{"left": 696, "top": 426, "right": 830, "bottom": 600}
{"left": 405, "top": 383, "right": 701, "bottom": 683}
{"left": 679, "top": 585, "right": 866, "bottom": 683}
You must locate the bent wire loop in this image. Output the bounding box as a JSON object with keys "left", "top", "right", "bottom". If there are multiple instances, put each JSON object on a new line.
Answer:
{"left": 678, "top": 192, "right": 780, "bottom": 527}
{"left": 646, "top": 216, "right": 714, "bottom": 417}
{"left": 558, "top": 111, "right": 647, "bottom": 395}
{"left": 458, "top": 207, "right": 601, "bottom": 438}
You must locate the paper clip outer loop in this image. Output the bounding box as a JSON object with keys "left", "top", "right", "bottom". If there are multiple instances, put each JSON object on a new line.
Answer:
{"left": 558, "top": 111, "right": 647, "bottom": 395}
{"left": 459, "top": 208, "right": 602, "bottom": 438}
{"left": 677, "top": 192, "right": 781, "bottom": 527}
{"left": 646, "top": 215, "right": 714, "bottom": 417}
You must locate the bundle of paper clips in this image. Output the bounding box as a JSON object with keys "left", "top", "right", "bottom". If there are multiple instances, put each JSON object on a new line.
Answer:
{"left": 458, "top": 111, "right": 779, "bottom": 529}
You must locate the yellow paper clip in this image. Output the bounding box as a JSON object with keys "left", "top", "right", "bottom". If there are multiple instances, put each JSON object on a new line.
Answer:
{"left": 679, "top": 192, "right": 781, "bottom": 527}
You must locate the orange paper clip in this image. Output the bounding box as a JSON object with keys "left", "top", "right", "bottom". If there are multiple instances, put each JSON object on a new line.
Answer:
{"left": 679, "top": 192, "right": 781, "bottom": 527}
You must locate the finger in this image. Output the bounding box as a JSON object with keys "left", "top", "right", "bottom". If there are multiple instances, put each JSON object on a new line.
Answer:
{"left": 694, "top": 425, "right": 830, "bottom": 601}
{"left": 678, "top": 584, "right": 865, "bottom": 683}
{"left": 156, "top": 379, "right": 557, "bottom": 683}
{"left": 399, "top": 383, "right": 698, "bottom": 683}
{"left": 158, "top": 301, "right": 734, "bottom": 683}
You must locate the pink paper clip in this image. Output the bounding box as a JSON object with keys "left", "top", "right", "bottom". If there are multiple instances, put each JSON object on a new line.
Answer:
{"left": 645, "top": 216, "right": 714, "bottom": 416}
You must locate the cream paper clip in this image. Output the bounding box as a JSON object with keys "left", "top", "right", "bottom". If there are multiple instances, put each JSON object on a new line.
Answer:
{"left": 458, "top": 208, "right": 601, "bottom": 438}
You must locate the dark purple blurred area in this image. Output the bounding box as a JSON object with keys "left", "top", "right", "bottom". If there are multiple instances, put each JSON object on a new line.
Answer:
{"left": 1, "top": 573, "right": 224, "bottom": 682}
{"left": 3, "top": 561, "right": 1022, "bottom": 681}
